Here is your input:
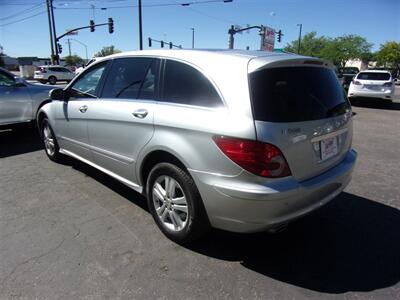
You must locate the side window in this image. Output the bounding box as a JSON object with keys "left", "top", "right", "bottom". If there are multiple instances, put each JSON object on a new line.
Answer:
{"left": 70, "top": 62, "right": 107, "bottom": 98}
{"left": 162, "top": 60, "right": 222, "bottom": 108}
{"left": 0, "top": 71, "right": 15, "bottom": 87}
{"left": 102, "top": 57, "right": 156, "bottom": 100}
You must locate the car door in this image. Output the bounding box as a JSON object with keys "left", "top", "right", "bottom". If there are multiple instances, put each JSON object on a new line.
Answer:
{"left": 53, "top": 61, "right": 109, "bottom": 161}
{"left": 0, "top": 70, "right": 32, "bottom": 125}
{"left": 86, "top": 57, "right": 158, "bottom": 183}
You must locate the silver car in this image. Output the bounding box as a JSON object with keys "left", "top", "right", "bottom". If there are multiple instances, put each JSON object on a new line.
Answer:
{"left": 0, "top": 67, "right": 53, "bottom": 127}
{"left": 37, "top": 50, "right": 357, "bottom": 243}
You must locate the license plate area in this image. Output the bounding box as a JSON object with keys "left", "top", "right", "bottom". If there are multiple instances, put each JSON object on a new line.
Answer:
{"left": 320, "top": 137, "right": 338, "bottom": 161}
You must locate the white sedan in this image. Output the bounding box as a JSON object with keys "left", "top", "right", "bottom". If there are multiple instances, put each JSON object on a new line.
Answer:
{"left": 348, "top": 70, "right": 395, "bottom": 102}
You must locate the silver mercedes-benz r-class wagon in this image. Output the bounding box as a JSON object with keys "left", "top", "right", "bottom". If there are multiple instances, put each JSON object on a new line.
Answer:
{"left": 37, "top": 49, "right": 357, "bottom": 243}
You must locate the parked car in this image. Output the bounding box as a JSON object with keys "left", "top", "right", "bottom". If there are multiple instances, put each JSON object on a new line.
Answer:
{"left": 0, "top": 67, "right": 53, "bottom": 127}
{"left": 348, "top": 70, "right": 395, "bottom": 102}
{"left": 37, "top": 50, "right": 357, "bottom": 243}
{"left": 34, "top": 65, "right": 75, "bottom": 85}
{"left": 337, "top": 67, "right": 359, "bottom": 90}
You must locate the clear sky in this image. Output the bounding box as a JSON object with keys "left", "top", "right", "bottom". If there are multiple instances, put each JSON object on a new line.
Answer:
{"left": 1, "top": 0, "right": 399, "bottom": 59}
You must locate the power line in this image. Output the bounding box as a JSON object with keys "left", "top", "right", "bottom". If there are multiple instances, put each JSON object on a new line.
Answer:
{"left": 0, "top": 10, "right": 46, "bottom": 27}
{"left": 54, "top": 0, "right": 233, "bottom": 10}
{"left": 0, "top": 3, "right": 44, "bottom": 21}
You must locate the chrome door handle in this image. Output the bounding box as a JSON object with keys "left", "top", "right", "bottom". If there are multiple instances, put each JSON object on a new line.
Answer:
{"left": 79, "top": 105, "right": 88, "bottom": 113}
{"left": 132, "top": 109, "right": 148, "bottom": 119}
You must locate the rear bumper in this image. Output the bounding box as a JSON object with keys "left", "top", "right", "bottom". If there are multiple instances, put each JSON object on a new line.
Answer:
{"left": 190, "top": 149, "right": 357, "bottom": 233}
{"left": 348, "top": 89, "right": 394, "bottom": 100}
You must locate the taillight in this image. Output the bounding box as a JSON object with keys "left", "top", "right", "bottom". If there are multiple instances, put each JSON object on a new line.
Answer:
{"left": 383, "top": 82, "right": 392, "bottom": 87}
{"left": 352, "top": 80, "right": 361, "bottom": 85}
{"left": 213, "top": 136, "right": 291, "bottom": 178}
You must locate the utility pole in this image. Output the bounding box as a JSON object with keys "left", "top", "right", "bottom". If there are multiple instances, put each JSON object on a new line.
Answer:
{"left": 138, "top": 0, "right": 143, "bottom": 50}
{"left": 49, "top": 0, "right": 59, "bottom": 64}
{"left": 297, "top": 23, "right": 302, "bottom": 54}
{"left": 67, "top": 39, "right": 72, "bottom": 56}
{"left": 228, "top": 25, "right": 235, "bottom": 49}
{"left": 190, "top": 28, "right": 195, "bottom": 48}
{"left": 46, "top": 0, "right": 55, "bottom": 64}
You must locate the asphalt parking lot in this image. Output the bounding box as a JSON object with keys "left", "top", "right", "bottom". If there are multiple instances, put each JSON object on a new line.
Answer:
{"left": 1, "top": 90, "right": 400, "bottom": 299}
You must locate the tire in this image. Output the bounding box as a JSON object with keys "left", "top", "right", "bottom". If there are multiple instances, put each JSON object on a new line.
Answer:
{"left": 41, "top": 118, "right": 63, "bottom": 162}
{"left": 48, "top": 76, "right": 57, "bottom": 85}
{"left": 146, "top": 162, "right": 210, "bottom": 244}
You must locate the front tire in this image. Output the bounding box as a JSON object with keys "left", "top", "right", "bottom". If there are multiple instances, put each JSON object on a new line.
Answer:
{"left": 146, "top": 162, "right": 210, "bottom": 244}
{"left": 41, "top": 118, "right": 62, "bottom": 162}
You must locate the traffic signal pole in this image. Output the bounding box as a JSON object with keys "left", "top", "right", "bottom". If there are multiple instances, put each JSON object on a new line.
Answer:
{"left": 49, "top": 0, "right": 59, "bottom": 64}
{"left": 138, "top": 0, "right": 143, "bottom": 50}
{"left": 46, "top": 0, "right": 55, "bottom": 64}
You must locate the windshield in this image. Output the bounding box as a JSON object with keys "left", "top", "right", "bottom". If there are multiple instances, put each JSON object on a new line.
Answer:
{"left": 357, "top": 72, "right": 391, "bottom": 81}
{"left": 249, "top": 66, "right": 350, "bottom": 123}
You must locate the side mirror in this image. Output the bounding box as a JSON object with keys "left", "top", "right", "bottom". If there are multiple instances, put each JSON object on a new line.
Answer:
{"left": 49, "top": 88, "right": 68, "bottom": 101}
{"left": 13, "top": 77, "right": 26, "bottom": 87}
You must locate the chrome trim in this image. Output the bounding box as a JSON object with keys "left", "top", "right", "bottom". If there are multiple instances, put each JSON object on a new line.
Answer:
{"left": 310, "top": 127, "right": 349, "bottom": 143}
{"left": 59, "top": 148, "right": 142, "bottom": 193}
{"left": 59, "top": 135, "right": 135, "bottom": 164}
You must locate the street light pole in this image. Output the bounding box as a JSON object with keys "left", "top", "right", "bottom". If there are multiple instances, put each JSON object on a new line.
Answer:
{"left": 297, "top": 23, "right": 302, "bottom": 54}
{"left": 138, "top": 0, "right": 143, "bottom": 50}
{"left": 190, "top": 28, "right": 195, "bottom": 48}
{"left": 67, "top": 39, "right": 72, "bottom": 56}
{"left": 70, "top": 38, "right": 89, "bottom": 61}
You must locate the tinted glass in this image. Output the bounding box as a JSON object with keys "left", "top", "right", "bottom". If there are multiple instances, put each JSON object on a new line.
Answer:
{"left": 250, "top": 67, "right": 350, "bottom": 122}
{"left": 102, "top": 57, "right": 155, "bottom": 100}
{"left": 357, "top": 72, "right": 390, "bottom": 81}
{"left": 70, "top": 62, "right": 107, "bottom": 98}
{"left": 162, "top": 60, "right": 222, "bottom": 107}
{"left": 0, "top": 71, "right": 15, "bottom": 86}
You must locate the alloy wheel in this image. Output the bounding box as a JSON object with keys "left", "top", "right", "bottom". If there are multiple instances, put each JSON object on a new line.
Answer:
{"left": 152, "top": 175, "right": 189, "bottom": 232}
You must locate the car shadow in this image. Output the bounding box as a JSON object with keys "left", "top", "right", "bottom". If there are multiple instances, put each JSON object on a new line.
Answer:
{"left": 350, "top": 97, "right": 400, "bottom": 111}
{"left": 59, "top": 155, "right": 149, "bottom": 212}
{"left": 0, "top": 125, "right": 43, "bottom": 158}
{"left": 186, "top": 192, "right": 400, "bottom": 293}
{"left": 20, "top": 142, "right": 399, "bottom": 293}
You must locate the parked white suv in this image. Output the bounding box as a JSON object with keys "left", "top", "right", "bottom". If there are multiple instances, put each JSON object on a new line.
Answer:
{"left": 348, "top": 70, "right": 395, "bottom": 102}
{"left": 34, "top": 65, "right": 75, "bottom": 85}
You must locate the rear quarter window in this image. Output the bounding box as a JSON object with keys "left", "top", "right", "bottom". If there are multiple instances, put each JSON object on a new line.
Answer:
{"left": 249, "top": 66, "right": 350, "bottom": 122}
{"left": 162, "top": 60, "right": 223, "bottom": 108}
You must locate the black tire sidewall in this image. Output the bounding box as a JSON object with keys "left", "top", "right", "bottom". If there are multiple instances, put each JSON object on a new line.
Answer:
{"left": 48, "top": 76, "right": 57, "bottom": 85}
{"left": 146, "top": 162, "right": 208, "bottom": 243}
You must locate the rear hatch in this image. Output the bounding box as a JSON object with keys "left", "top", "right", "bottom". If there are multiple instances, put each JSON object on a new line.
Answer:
{"left": 248, "top": 58, "right": 353, "bottom": 181}
{"left": 353, "top": 72, "right": 392, "bottom": 92}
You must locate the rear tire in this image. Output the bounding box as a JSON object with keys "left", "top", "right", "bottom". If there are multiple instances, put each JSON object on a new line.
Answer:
{"left": 48, "top": 76, "right": 57, "bottom": 85}
{"left": 41, "top": 118, "right": 63, "bottom": 162}
{"left": 146, "top": 162, "right": 210, "bottom": 244}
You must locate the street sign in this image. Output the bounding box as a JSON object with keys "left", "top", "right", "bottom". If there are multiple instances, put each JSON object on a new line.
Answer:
{"left": 66, "top": 30, "right": 78, "bottom": 36}
{"left": 261, "top": 25, "right": 275, "bottom": 52}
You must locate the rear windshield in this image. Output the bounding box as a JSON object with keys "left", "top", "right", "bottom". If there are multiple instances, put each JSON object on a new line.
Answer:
{"left": 249, "top": 66, "right": 350, "bottom": 122}
{"left": 357, "top": 72, "right": 390, "bottom": 81}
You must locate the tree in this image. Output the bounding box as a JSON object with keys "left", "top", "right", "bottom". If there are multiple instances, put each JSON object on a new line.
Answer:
{"left": 64, "top": 54, "right": 83, "bottom": 66}
{"left": 375, "top": 41, "right": 400, "bottom": 69}
{"left": 284, "top": 31, "right": 329, "bottom": 57}
{"left": 320, "top": 34, "right": 373, "bottom": 68}
{"left": 95, "top": 45, "right": 121, "bottom": 57}
{"left": 284, "top": 32, "right": 373, "bottom": 68}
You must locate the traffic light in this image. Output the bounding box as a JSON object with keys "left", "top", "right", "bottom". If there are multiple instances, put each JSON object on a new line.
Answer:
{"left": 108, "top": 17, "right": 114, "bottom": 34}
{"left": 277, "top": 30, "right": 283, "bottom": 43}
{"left": 148, "top": 38, "right": 152, "bottom": 47}
{"left": 161, "top": 40, "right": 164, "bottom": 48}
{"left": 57, "top": 43, "right": 62, "bottom": 54}
{"left": 90, "top": 20, "right": 95, "bottom": 32}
